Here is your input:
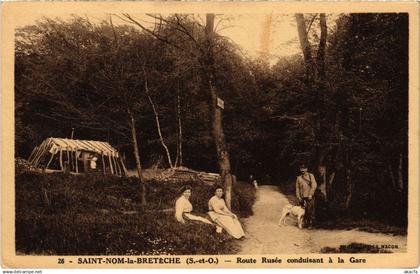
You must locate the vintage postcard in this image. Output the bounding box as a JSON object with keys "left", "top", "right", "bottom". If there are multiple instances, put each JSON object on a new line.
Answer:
{"left": 1, "top": 1, "right": 419, "bottom": 269}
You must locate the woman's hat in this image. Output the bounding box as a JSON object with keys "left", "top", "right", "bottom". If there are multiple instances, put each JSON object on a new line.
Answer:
{"left": 179, "top": 185, "right": 192, "bottom": 194}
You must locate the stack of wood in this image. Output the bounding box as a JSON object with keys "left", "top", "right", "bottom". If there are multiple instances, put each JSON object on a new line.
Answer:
{"left": 171, "top": 168, "right": 200, "bottom": 181}
{"left": 155, "top": 167, "right": 220, "bottom": 185}
{"left": 15, "top": 157, "right": 36, "bottom": 175}
{"left": 197, "top": 172, "right": 221, "bottom": 186}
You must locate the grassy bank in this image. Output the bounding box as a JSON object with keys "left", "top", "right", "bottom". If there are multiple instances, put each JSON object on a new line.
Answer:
{"left": 15, "top": 170, "right": 256, "bottom": 255}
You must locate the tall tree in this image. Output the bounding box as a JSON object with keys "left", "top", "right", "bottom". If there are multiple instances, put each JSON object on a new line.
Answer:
{"left": 295, "top": 14, "right": 316, "bottom": 83}
{"left": 121, "top": 13, "right": 235, "bottom": 208}
{"left": 316, "top": 13, "right": 328, "bottom": 81}
{"left": 204, "top": 13, "right": 233, "bottom": 209}
{"left": 294, "top": 13, "right": 344, "bottom": 204}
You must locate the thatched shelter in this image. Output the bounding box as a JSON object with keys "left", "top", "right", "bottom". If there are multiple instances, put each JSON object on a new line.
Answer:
{"left": 28, "top": 138, "right": 127, "bottom": 176}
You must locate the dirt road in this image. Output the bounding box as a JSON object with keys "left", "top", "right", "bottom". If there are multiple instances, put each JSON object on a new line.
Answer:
{"left": 238, "top": 185, "right": 407, "bottom": 254}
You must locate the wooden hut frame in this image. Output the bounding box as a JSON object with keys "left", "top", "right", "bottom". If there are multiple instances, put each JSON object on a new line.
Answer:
{"left": 28, "top": 137, "right": 127, "bottom": 176}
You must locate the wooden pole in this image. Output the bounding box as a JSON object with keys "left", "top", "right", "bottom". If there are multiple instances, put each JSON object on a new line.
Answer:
{"left": 75, "top": 150, "right": 79, "bottom": 173}
{"left": 114, "top": 157, "right": 120, "bottom": 176}
{"left": 59, "top": 149, "right": 64, "bottom": 171}
{"left": 116, "top": 159, "right": 124, "bottom": 176}
{"left": 108, "top": 155, "right": 114, "bottom": 175}
{"left": 32, "top": 140, "right": 47, "bottom": 167}
{"left": 68, "top": 148, "right": 72, "bottom": 172}
{"left": 66, "top": 148, "right": 70, "bottom": 170}
{"left": 120, "top": 159, "right": 128, "bottom": 175}
{"left": 115, "top": 156, "right": 121, "bottom": 176}
{"left": 33, "top": 142, "right": 48, "bottom": 167}
{"left": 71, "top": 149, "right": 76, "bottom": 173}
{"left": 28, "top": 146, "right": 38, "bottom": 163}
{"left": 101, "top": 153, "right": 106, "bottom": 175}
{"left": 45, "top": 152, "right": 55, "bottom": 170}
{"left": 30, "top": 144, "right": 43, "bottom": 165}
{"left": 113, "top": 156, "right": 121, "bottom": 176}
{"left": 111, "top": 155, "right": 117, "bottom": 175}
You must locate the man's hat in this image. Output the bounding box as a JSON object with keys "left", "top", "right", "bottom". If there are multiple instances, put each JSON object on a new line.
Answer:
{"left": 299, "top": 163, "right": 308, "bottom": 171}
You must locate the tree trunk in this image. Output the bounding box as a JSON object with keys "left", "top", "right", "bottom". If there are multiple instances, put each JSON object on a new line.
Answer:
{"left": 259, "top": 14, "right": 273, "bottom": 65}
{"left": 145, "top": 80, "right": 174, "bottom": 168}
{"left": 388, "top": 165, "right": 397, "bottom": 189}
{"left": 295, "top": 13, "right": 316, "bottom": 82}
{"left": 175, "top": 83, "right": 183, "bottom": 167}
{"left": 59, "top": 149, "right": 64, "bottom": 171}
{"left": 343, "top": 140, "right": 353, "bottom": 210}
{"left": 398, "top": 153, "right": 403, "bottom": 191}
{"left": 128, "top": 109, "right": 146, "bottom": 206}
{"left": 296, "top": 13, "right": 327, "bottom": 166}
{"left": 344, "top": 167, "right": 353, "bottom": 210}
{"left": 316, "top": 148, "right": 328, "bottom": 176}
{"left": 316, "top": 13, "right": 327, "bottom": 81}
{"left": 344, "top": 179, "right": 353, "bottom": 210}
{"left": 318, "top": 165, "right": 327, "bottom": 201}
{"left": 328, "top": 171, "right": 335, "bottom": 186}
{"left": 331, "top": 110, "right": 345, "bottom": 204}
{"left": 205, "top": 13, "right": 233, "bottom": 209}
{"left": 209, "top": 81, "right": 233, "bottom": 209}
{"left": 315, "top": 13, "right": 328, "bottom": 147}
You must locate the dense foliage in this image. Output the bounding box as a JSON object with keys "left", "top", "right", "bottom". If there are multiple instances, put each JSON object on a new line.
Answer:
{"left": 15, "top": 13, "right": 408, "bottom": 226}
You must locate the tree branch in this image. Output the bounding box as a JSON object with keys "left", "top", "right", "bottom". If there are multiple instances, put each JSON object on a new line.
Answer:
{"left": 306, "top": 14, "right": 318, "bottom": 35}
{"left": 271, "top": 113, "right": 317, "bottom": 121}
{"left": 143, "top": 65, "right": 174, "bottom": 168}
{"left": 117, "top": 14, "right": 186, "bottom": 54}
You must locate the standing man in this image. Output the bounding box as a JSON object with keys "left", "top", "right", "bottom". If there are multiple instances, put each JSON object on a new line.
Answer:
{"left": 296, "top": 163, "right": 317, "bottom": 228}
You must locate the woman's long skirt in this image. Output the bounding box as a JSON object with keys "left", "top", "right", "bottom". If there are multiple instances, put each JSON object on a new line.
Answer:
{"left": 208, "top": 212, "right": 245, "bottom": 239}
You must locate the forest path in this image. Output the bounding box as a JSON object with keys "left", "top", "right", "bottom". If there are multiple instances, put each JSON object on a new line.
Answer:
{"left": 237, "top": 185, "right": 407, "bottom": 254}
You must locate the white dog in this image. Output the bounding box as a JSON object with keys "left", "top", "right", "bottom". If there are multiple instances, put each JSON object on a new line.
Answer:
{"left": 278, "top": 202, "right": 306, "bottom": 229}
{"left": 252, "top": 179, "right": 258, "bottom": 189}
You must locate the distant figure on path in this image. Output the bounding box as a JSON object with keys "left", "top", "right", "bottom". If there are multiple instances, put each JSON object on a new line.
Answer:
{"left": 208, "top": 186, "right": 245, "bottom": 239}
{"left": 296, "top": 163, "right": 317, "bottom": 228}
{"left": 175, "top": 185, "right": 213, "bottom": 225}
{"left": 248, "top": 174, "right": 258, "bottom": 189}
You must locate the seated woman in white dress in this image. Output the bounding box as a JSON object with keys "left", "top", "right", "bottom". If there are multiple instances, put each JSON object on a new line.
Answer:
{"left": 208, "top": 186, "right": 245, "bottom": 239}
{"left": 175, "top": 185, "right": 213, "bottom": 225}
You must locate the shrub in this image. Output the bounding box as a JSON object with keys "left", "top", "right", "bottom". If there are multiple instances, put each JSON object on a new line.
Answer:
{"left": 231, "top": 182, "right": 256, "bottom": 218}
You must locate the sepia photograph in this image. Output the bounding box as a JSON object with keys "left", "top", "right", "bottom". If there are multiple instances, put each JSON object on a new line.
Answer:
{"left": 1, "top": 1, "right": 419, "bottom": 269}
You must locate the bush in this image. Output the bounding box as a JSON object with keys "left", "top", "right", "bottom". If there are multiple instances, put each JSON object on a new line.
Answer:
{"left": 231, "top": 182, "right": 256, "bottom": 218}
{"left": 15, "top": 171, "right": 255, "bottom": 255}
